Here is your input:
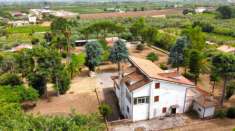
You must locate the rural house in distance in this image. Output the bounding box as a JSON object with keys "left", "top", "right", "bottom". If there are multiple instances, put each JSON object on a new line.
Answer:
{"left": 112, "top": 56, "right": 216, "bottom": 121}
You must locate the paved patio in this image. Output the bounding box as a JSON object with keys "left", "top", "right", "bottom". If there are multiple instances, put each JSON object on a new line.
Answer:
{"left": 110, "top": 115, "right": 188, "bottom": 131}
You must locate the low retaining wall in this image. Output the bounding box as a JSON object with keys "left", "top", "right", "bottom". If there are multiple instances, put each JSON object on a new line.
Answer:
{"left": 108, "top": 119, "right": 132, "bottom": 126}
{"left": 150, "top": 45, "right": 169, "bottom": 55}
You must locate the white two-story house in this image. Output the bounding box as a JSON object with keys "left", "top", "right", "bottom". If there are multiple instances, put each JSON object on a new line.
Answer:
{"left": 112, "top": 56, "right": 216, "bottom": 121}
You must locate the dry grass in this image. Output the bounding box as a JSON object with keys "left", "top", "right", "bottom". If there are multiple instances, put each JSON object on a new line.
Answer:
{"left": 29, "top": 92, "right": 99, "bottom": 115}
{"left": 129, "top": 45, "right": 168, "bottom": 65}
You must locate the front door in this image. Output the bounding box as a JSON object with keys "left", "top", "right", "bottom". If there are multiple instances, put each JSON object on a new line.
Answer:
{"left": 171, "top": 108, "right": 176, "bottom": 114}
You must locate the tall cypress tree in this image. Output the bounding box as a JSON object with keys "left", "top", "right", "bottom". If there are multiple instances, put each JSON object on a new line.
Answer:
{"left": 85, "top": 41, "right": 103, "bottom": 72}
{"left": 109, "top": 39, "right": 128, "bottom": 73}
{"left": 169, "top": 36, "right": 188, "bottom": 72}
{"left": 189, "top": 50, "right": 201, "bottom": 85}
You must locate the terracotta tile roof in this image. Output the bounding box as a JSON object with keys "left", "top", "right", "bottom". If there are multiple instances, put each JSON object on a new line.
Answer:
{"left": 128, "top": 79, "right": 152, "bottom": 91}
{"left": 122, "top": 68, "right": 152, "bottom": 91}
{"left": 194, "top": 96, "right": 217, "bottom": 107}
{"left": 111, "top": 65, "right": 152, "bottom": 91}
{"left": 123, "top": 71, "right": 144, "bottom": 82}
{"left": 193, "top": 87, "right": 218, "bottom": 107}
{"left": 195, "top": 86, "right": 210, "bottom": 96}
{"left": 129, "top": 56, "right": 195, "bottom": 86}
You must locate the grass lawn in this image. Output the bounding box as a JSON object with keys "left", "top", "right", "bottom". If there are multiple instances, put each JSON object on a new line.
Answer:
{"left": 204, "top": 33, "right": 235, "bottom": 44}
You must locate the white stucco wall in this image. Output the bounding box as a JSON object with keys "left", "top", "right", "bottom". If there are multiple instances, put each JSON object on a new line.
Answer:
{"left": 149, "top": 80, "right": 190, "bottom": 118}
{"left": 132, "top": 83, "right": 151, "bottom": 121}
{"left": 193, "top": 102, "right": 205, "bottom": 118}
{"left": 193, "top": 102, "right": 215, "bottom": 118}
{"left": 115, "top": 80, "right": 133, "bottom": 119}
{"left": 132, "top": 80, "right": 192, "bottom": 121}
{"left": 204, "top": 107, "right": 215, "bottom": 118}
{"left": 123, "top": 87, "right": 132, "bottom": 119}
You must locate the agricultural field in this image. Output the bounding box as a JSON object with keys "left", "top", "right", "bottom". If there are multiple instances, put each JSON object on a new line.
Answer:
{"left": 0, "top": 25, "right": 48, "bottom": 50}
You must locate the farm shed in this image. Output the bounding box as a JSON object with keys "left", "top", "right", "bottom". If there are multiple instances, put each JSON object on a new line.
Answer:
{"left": 193, "top": 96, "right": 216, "bottom": 119}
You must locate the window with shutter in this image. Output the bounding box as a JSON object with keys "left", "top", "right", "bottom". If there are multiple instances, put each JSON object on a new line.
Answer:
{"left": 162, "top": 107, "right": 167, "bottom": 113}
{"left": 154, "top": 96, "right": 159, "bottom": 102}
{"left": 155, "top": 83, "right": 160, "bottom": 89}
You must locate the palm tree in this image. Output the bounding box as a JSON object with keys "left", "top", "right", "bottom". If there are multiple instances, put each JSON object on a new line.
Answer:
{"left": 51, "top": 18, "right": 76, "bottom": 62}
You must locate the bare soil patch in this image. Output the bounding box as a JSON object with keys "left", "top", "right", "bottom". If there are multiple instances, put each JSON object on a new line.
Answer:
{"left": 29, "top": 92, "right": 99, "bottom": 115}
{"left": 80, "top": 9, "right": 182, "bottom": 20}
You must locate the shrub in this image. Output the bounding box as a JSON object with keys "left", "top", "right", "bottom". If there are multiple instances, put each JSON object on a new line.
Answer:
{"left": 0, "top": 107, "right": 105, "bottom": 130}
{"left": 146, "top": 52, "right": 159, "bottom": 62}
{"left": 0, "top": 85, "right": 38, "bottom": 103}
{"left": 136, "top": 44, "right": 145, "bottom": 51}
{"left": 16, "top": 86, "right": 39, "bottom": 101}
{"left": 31, "top": 38, "right": 40, "bottom": 45}
{"left": 154, "top": 32, "right": 176, "bottom": 51}
{"left": 99, "top": 103, "right": 112, "bottom": 118}
{"left": 160, "top": 63, "right": 168, "bottom": 70}
{"left": 27, "top": 74, "right": 47, "bottom": 96}
{"left": 226, "top": 82, "right": 235, "bottom": 100}
{"left": 0, "top": 73, "right": 23, "bottom": 86}
{"left": 183, "top": 72, "right": 195, "bottom": 80}
{"left": 201, "top": 23, "right": 214, "bottom": 33}
{"left": 54, "top": 69, "right": 71, "bottom": 95}
{"left": 61, "top": 52, "right": 67, "bottom": 58}
{"left": 192, "top": 21, "right": 214, "bottom": 33}
{"left": 215, "top": 109, "right": 226, "bottom": 118}
{"left": 227, "top": 107, "right": 235, "bottom": 118}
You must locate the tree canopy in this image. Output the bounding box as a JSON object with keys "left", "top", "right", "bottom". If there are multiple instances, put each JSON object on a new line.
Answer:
{"left": 217, "top": 6, "right": 233, "bottom": 19}
{"left": 212, "top": 53, "right": 235, "bottom": 106}
{"left": 16, "top": 46, "right": 70, "bottom": 96}
{"left": 182, "top": 27, "right": 206, "bottom": 50}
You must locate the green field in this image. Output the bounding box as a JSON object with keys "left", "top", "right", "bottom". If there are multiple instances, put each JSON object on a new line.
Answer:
{"left": 7, "top": 25, "right": 50, "bottom": 34}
